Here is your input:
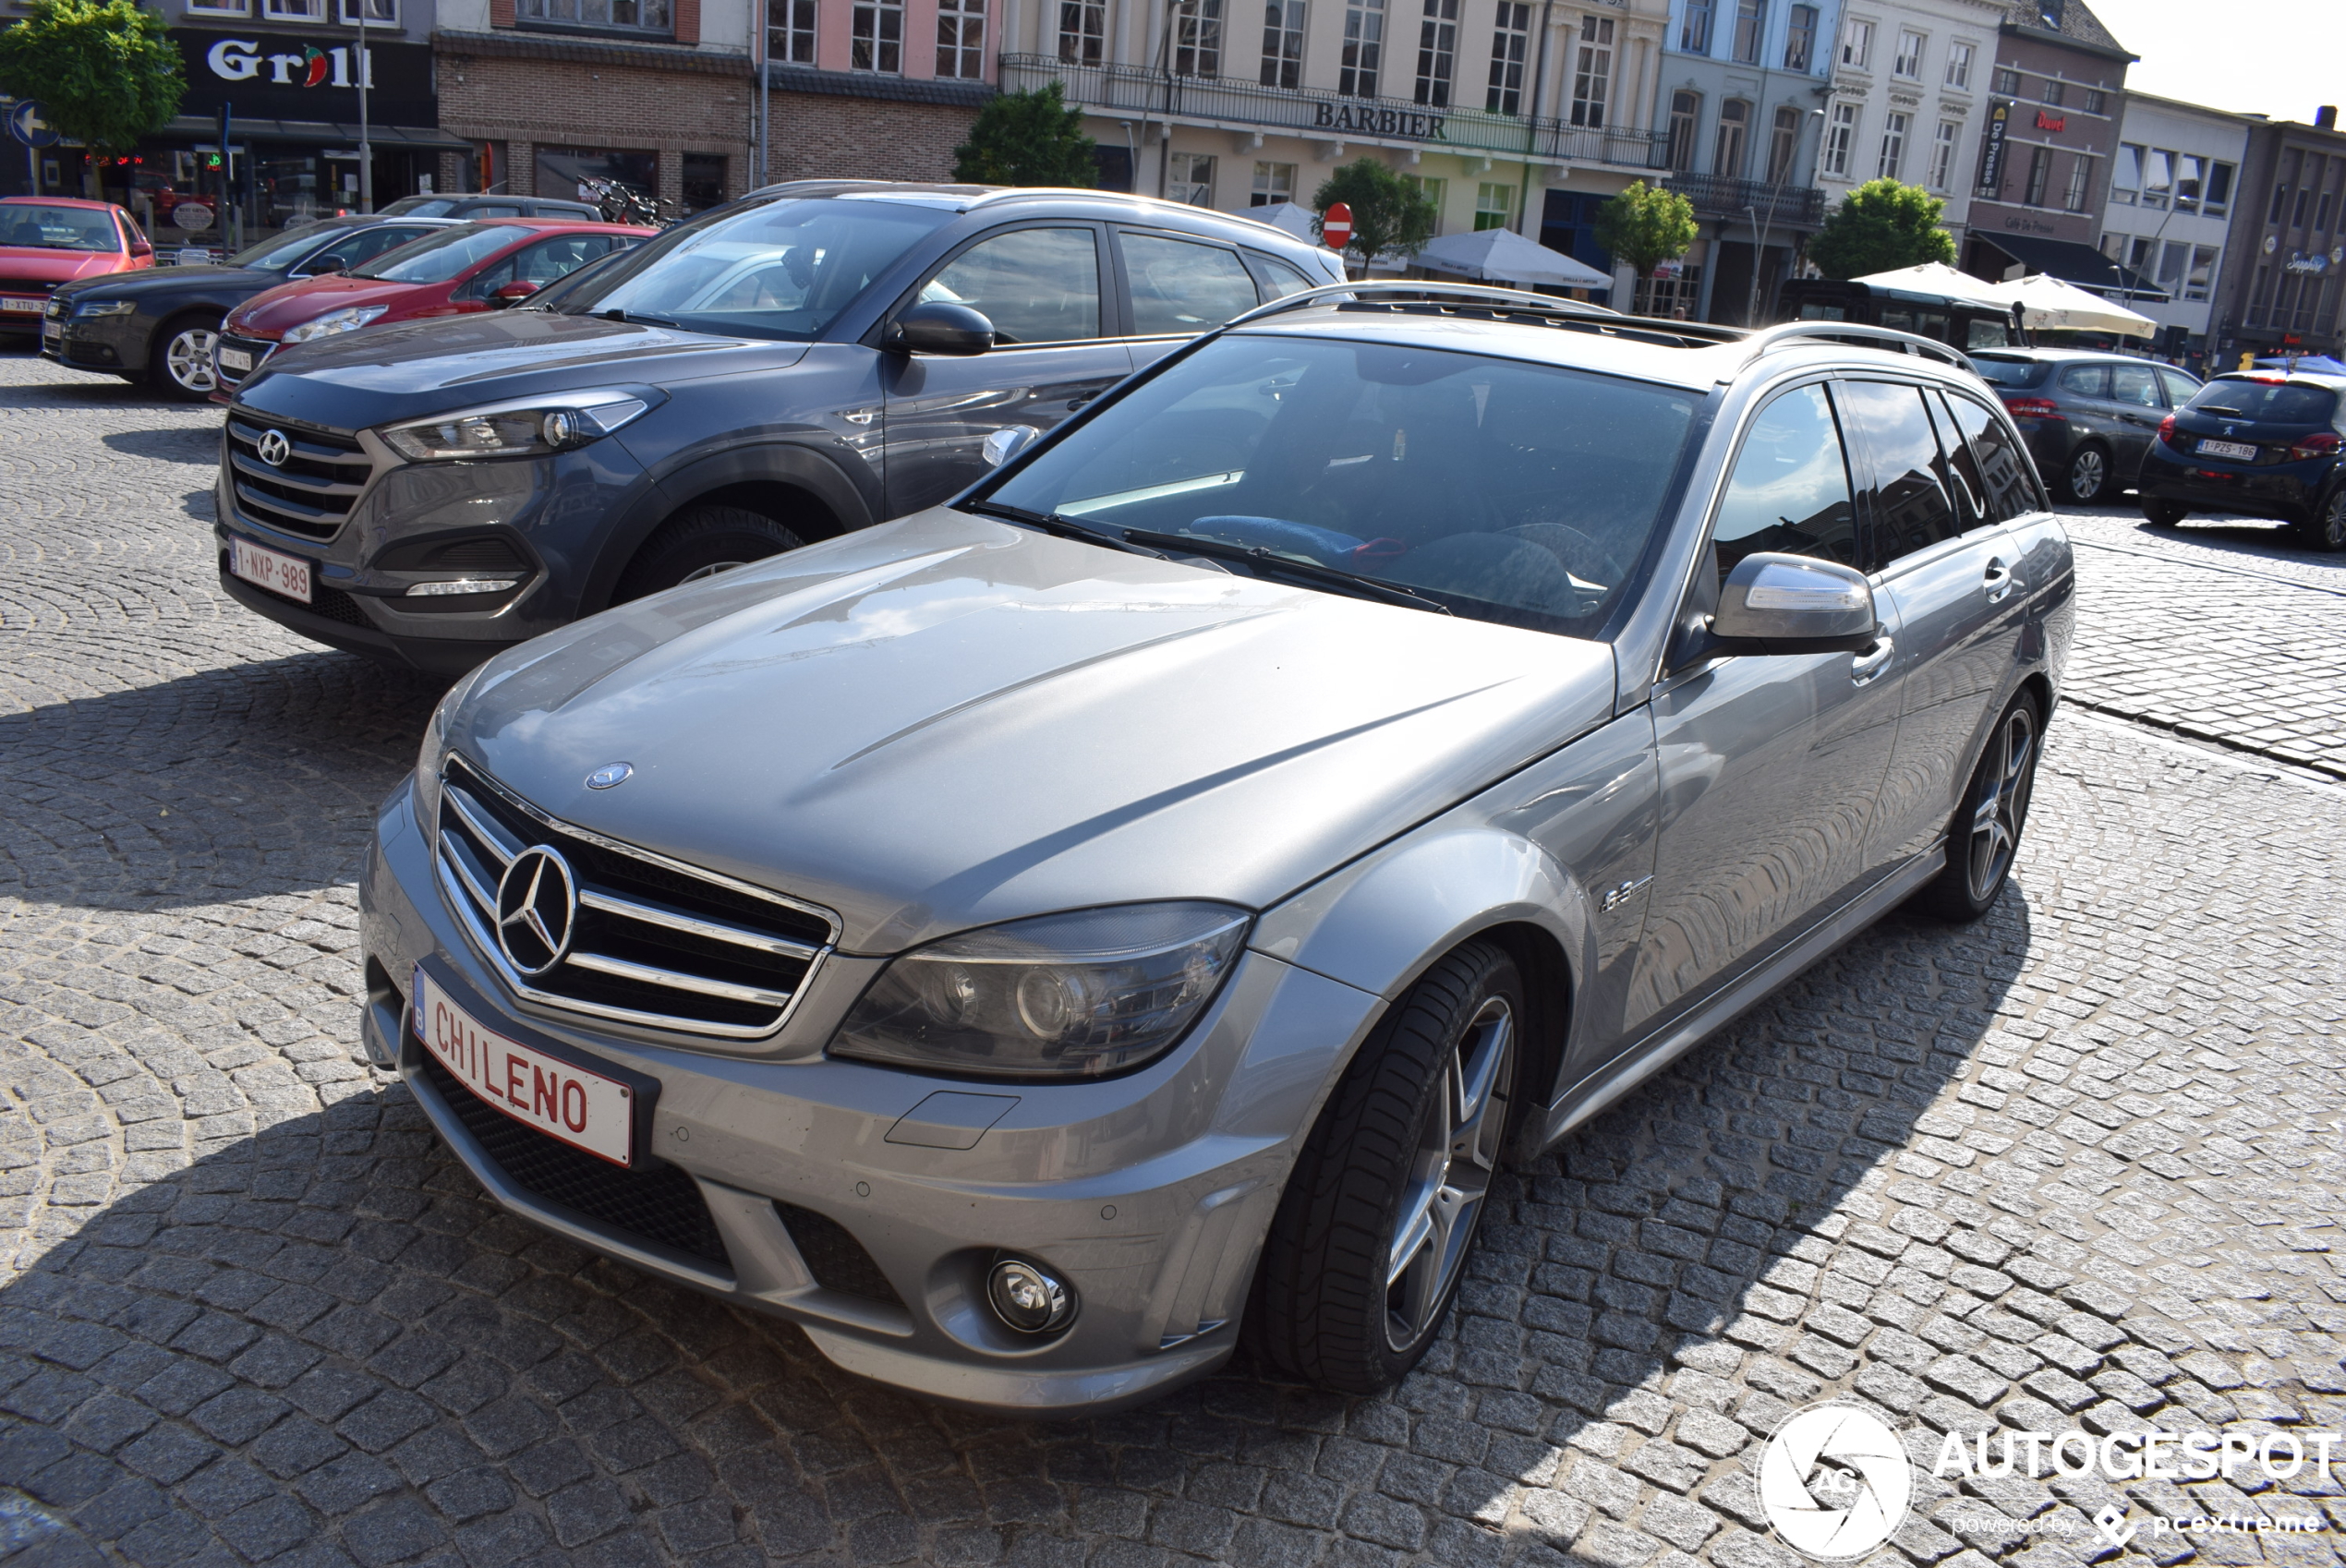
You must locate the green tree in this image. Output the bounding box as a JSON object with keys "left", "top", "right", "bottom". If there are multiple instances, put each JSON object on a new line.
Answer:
{"left": 1592, "top": 180, "right": 1699, "bottom": 308}
{"left": 952, "top": 81, "right": 1097, "bottom": 187}
{"left": 0, "top": 0, "right": 184, "bottom": 162}
{"left": 1808, "top": 177, "right": 1957, "bottom": 278}
{"left": 1311, "top": 159, "right": 1437, "bottom": 278}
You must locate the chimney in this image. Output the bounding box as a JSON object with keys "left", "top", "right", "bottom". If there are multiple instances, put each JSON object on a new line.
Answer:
{"left": 2318, "top": 105, "right": 2340, "bottom": 131}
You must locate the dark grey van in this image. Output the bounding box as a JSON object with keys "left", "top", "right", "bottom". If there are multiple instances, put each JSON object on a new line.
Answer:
{"left": 215, "top": 182, "right": 1343, "bottom": 674}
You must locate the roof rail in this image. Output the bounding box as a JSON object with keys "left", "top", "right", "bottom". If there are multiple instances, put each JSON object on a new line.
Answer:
{"left": 1213, "top": 279, "right": 1760, "bottom": 345}
{"left": 1738, "top": 320, "right": 1973, "bottom": 371}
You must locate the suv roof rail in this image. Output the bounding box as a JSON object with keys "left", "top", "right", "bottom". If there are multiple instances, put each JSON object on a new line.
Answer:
{"left": 1215, "top": 282, "right": 1803, "bottom": 349}
{"left": 1738, "top": 320, "right": 1973, "bottom": 371}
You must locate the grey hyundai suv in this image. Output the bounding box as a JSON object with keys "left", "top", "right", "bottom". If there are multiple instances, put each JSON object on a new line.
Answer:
{"left": 212, "top": 181, "right": 1341, "bottom": 675}
{"left": 359, "top": 285, "right": 2073, "bottom": 1413}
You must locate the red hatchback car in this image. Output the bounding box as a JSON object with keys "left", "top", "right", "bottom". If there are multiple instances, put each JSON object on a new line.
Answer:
{"left": 212, "top": 218, "right": 652, "bottom": 392}
{"left": 0, "top": 197, "right": 155, "bottom": 336}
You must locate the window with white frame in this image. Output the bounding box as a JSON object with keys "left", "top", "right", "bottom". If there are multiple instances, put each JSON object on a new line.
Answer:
{"left": 1769, "top": 104, "right": 1800, "bottom": 180}
{"left": 1175, "top": 0, "right": 1224, "bottom": 77}
{"left": 1168, "top": 152, "right": 1216, "bottom": 206}
{"left": 1838, "top": 17, "right": 1870, "bottom": 68}
{"left": 772, "top": 0, "right": 817, "bottom": 62}
{"left": 1261, "top": 0, "right": 1304, "bottom": 87}
{"left": 1942, "top": 39, "right": 1971, "bottom": 89}
{"left": 2039, "top": 78, "right": 2062, "bottom": 106}
{"left": 1474, "top": 182, "right": 1512, "bottom": 230}
{"left": 1892, "top": 29, "right": 1920, "bottom": 77}
{"left": 186, "top": 0, "right": 250, "bottom": 14}
{"left": 1929, "top": 119, "right": 1958, "bottom": 189}
{"left": 1821, "top": 101, "right": 1857, "bottom": 177}
{"left": 2184, "top": 244, "right": 2217, "bottom": 302}
{"left": 262, "top": 0, "right": 326, "bottom": 18}
{"left": 2082, "top": 88, "right": 2104, "bottom": 114}
{"left": 1485, "top": 1, "right": 1528, "bottom": 114}
{"left": 1666, "top": 90, "right": 1700, "bottom": 171}
{"left": 1570, "top": 16, "right": 1612, "bottom": 127}
{"left": 936, "top": 0, "right": 985, "bottom": 78}
{"left": 1713, "top": 99, "right": 1749, "bottom": 175}
{"left": 1401, "top": 174, "right": 1446, "bottom": 232}
{"left": 1783, "top": 4, "right": 1815, "bottom": 69}
{"left": 2205, "top": 161, "right": 2233, "bottom": 216}
{"left": 2140, "top": 147, "right": 2171, "bottom": 209}
{"left": 1678, "top": 0, "right": 1712, "bottom": 54}
{"left": 2062, "top": 152, "right": 2091, "bottom": 211}
{"left": 1414, "top": 0, "right": 1457, "bottom": 106}
{"left": 852, "top": 0, "right": 901, "bottom": 69}
{"left": 1251, "top": 161, "right": 1295, "bottom": 204}
{"left": 1058, "top": 0, "right": 1104, "bottom": 62}
{"left": 341, "top": 0, "right": 395, "bottom": 22}
{"left": 2110, "top": 143, "right": 2141, "bottom": 204}
{"left": 1731, "top": 0, "right": 1763, "bottom": 64}
{"left": 1877, "top": 110, "right": 1907, "bottom": 179}
{"left": 519, "top": 0, "right": 670, "bottom": 27}
{"left": 2023, "top": 144, "right": 2050, "bottom": 206}
{"left": 1340, "top": 0, "right": 1383, "bottom": 96}
{"left": 2173, "top": 152, "right": 2204, "bottom": 211}
{"left": 1991, "top": 66, "right": 2018, "bottom": 95}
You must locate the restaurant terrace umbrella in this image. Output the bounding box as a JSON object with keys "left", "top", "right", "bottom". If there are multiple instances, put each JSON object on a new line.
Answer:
{"left": 1243, "top": 201, "right": 1321, "bottom": 243}
{"left": 1410, "top": 225, "right": 1612, "bottom": 289}
{"left": 1986, "top": 272, "right": 2157, "bottom": 339}
{"left": 1849, "top": 262, "right": 2016, "bottom": 309}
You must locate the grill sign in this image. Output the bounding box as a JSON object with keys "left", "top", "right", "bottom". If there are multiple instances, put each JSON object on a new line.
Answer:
{"left": 413, "top": 965, "right": 634, "bottom": 1164}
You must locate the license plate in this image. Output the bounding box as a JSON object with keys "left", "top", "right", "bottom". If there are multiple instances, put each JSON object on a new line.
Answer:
{"left": 2196, "top": 439, "right": 2258, "bottom": 461}
{"left": 217, "top": 347, "right": 254, "bottom": 373}
{"left": 1, "top": 296, "right": 42, "bottom": 313}
{"left": 411, "top": 966, "right": 635, "bottom": 1165}
{"left": 42, "top": 321, "right": 60, "bottom": 344}
{"left": 227, "top": 537, "right": 311, "bottom": 603}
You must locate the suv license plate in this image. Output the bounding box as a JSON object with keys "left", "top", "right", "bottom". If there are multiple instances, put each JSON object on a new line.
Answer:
{"left": 412, "top": 966, "right": 635, "bottom": 1165}
{"left": 227, "top": 537, "right": 311, "bottom": 603}
{"left": 217, "top": 347, "right": 253, "bottom": 373}
{"left": 0, "top": 296, "right": 42, "bottom": 313}
{"left": 2196, "top": 439, "right": 2258, "bottom": 461}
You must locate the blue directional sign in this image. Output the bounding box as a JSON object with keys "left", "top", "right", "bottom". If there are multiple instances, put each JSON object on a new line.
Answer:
{"left": 7, "top": 101, "right": 61, "bottom": 148}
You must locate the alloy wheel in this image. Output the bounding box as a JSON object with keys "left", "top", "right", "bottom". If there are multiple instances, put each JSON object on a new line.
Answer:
{"left": 1965, "top": 705, "right": 2036, "bottom": 903}
{"left": 1385, "top": 996, "right": 1513, "bottom": 1352}
{"left": 2067, "top": 448, "right": 2106, "bottom": 503}
{"left": 165, "top": 328, "right": 221, "bottom": 395}
{"left": 2323, "top": 491, "right": 2346, "bottom": 550}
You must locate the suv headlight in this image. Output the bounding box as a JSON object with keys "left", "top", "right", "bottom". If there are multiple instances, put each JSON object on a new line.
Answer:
{"left": 72, "top": 298, "right": 136, "bottom": 318}
{"left": 380, "top": 390, "right": 653, "bottom": 463}
{"left": 830, "top": 903, "right": 1251, "bottom": 1080}
{"left": 282, "top": 304, "right": 389, "bottom": 344}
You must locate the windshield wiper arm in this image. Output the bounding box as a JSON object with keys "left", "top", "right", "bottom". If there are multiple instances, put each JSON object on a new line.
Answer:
{"left": 1119, "top": 527, "right": 1451, "bottom": 614}
{"left": 961, "top": 501, "right": 1166, "bottom": 558}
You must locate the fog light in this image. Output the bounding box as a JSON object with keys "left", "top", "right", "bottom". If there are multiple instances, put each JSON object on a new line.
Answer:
{"left": 986, "top": 1259, "right": 1075, "bottom": 1334}
{"left": 405, "top": 578, "right": 519, "bottom": 597}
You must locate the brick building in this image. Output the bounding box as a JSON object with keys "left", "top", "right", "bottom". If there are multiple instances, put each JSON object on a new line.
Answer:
{"left": 2207, "top": 107, "right": 2346, "bottom": 365}
{"left": 759, "top": 66, "right": 990, "bottom": 185}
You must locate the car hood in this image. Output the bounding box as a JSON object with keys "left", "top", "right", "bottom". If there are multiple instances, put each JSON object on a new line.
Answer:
{"left": 0, "top": 248, "right": 127, "bottom": 285}
{"left": 228, "top": 274, "right": 426, "bottom": 337}
{"left": 233, "top": 308, "right": 804, "bottom": 428}
{"left": 446, "top": 509, "right": 1619, "bottom": 953}
{"left": 54, "top": 263, "right": 276, "bottom": 301}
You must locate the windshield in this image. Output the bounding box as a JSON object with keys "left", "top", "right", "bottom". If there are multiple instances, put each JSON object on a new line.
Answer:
{"left": 2188, "top": 378, "right": 2339, "bottom": 425}
{"left": 229, "top": 223, "right": 354, "bottom": 271}
{"left": 378, "top": 196, "right": 457, "bottom": 217}
{"left": 983, "top": 335, "right": 1699, "bottom": 635}
{"left": 349, "top": 223, "right": 518, "bottom": 283}
{"left": 0, "top": 205, "right": 118, "bottom": 252}
{"left": 553, "top": 196, "right": 953, "bottom": 342}
{"left": 1968, "top": 356, "right": 2048, "bottom": 389}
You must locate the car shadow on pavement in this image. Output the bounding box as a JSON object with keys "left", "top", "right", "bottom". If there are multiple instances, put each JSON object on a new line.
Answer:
{"left": 0, "top": 867, "right": 2040, "bottom": 1565}
{"left": 100, "top": 428, "right": 223, "bottom": 467}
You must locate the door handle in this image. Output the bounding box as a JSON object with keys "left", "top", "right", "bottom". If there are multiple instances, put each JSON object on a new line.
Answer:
{"left": 1984, "top": 559, "right": 2022, "bottom": 602}
{"left": 1851, "top": 634, "right": 1894, "bottom": 685}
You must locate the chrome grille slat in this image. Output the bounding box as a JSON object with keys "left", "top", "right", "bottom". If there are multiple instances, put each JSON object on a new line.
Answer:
{"left": 227, "top": 450, "right": 367, "bottom": 497}
{"left": 433, "top": 755, "right": 838, "bottom": 1041}
{"left": 223, "top": 407, "right": 379, "bottom": 543}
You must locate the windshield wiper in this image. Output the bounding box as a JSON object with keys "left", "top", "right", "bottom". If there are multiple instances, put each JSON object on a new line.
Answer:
{"left": 961, "top": 500, "right": 1165, "bottom": 558}
{"left": 1119, "top": 527, "right": 1451, "bottom": 615}
{"left": 2198, "top": 404, "right": 2245, "bottom": 416}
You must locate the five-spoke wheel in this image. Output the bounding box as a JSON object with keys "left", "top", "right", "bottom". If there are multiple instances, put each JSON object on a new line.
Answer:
{"left": 151, "top": 320, "right": 223, "bottom": 402}
{"left": 1385, "top": 995, "right": 1512, "bottom": 1352}
{"left": 1918, "top": 689, "right": 2043, "bottom": 922}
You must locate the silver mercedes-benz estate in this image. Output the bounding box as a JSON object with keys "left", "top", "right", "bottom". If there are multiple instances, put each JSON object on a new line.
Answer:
{"left": 359, "top": 284, "right": 2074, "bottom": 1414}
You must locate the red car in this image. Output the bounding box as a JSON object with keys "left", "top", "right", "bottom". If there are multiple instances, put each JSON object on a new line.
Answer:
{"left": 213, "top": 218, "right": 653, "bottom": 392}
{"left": 0, "top": 197, "right": 155, "bottom": 336}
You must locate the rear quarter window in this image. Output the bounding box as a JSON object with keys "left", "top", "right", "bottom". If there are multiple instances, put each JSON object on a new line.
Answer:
{"left": 1969, "top": 356, "right": 2048, "bottom": 389}
{"left": 2187, "top": 380, "right": 2340, "bottom": 424}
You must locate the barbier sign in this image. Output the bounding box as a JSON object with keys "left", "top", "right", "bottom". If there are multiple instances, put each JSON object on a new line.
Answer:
{"left": 1314, "top": 102, "right": 1448, "bottom": 141}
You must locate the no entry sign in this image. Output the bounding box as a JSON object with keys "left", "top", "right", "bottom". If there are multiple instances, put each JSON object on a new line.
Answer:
{"left": 1322, "top": 202, "right": 1352, "bottom": 251}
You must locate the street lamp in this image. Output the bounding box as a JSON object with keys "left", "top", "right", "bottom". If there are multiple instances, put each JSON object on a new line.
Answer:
{"left": 1746, "top": 107, "right": 1823, "bottom": 327}
{"left": 350, "top": 1, "right": 381, "bottom": 213}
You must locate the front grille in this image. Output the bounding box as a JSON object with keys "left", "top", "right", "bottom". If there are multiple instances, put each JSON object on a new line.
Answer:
{"left": 0, "top": 278, "right": 57, "bottom": 296}
{"left": 224, "top": 413, "right": 374, "bottom": 542}
{"left": 435, "top": 754, "right": 839, "bottom": 1040}
{"left": 418, "top": 1053, "right": 731, "bottom": 1271}
{"left": 773, "top": 1201, "right": 904, "bottom": 1306}
{"left": 214, "top": 333, "right": 272, "bottom": 388}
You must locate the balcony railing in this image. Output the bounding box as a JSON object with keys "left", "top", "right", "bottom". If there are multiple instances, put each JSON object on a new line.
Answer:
{"left": 1663, "top": 170, "right": 1827, "bottom": 227}
{"left": 1001, "top": 54, "right": 1669, "bottom": 169}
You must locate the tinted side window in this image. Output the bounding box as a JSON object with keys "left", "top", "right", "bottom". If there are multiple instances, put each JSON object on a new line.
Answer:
{"left": 1123, "top": 233, "right": 1261, "bottom": 335}
{"left": 925, "top": 227, "right": 1103, "bottom": 344}
{"left": 2156, "top": 368, "right": 2200, "bottom": 406}
{"left": 1929, "top": 391, "right": 1991, "bottom": 530}
{"left": 467, "top": 204, "right": 524, "bottom": 218}
{"left": 2058, "top": 363, "right": 2110, "bottom": 398}
{"left": 1938, "top": 390, "right": 2040, "bottom": 521}
{"left": 1710, "top": 383, "right": 1859, "bottom": 578}
{"left": 1841, "top": 380, "right": 1959, "bottom": 567}
{"left": 2108, "top": 364, "right": 2160, "bottom": 407}
{"left": 333, "top": 225, "right": 433, "bottom": 269}
{"left": 1250, "top": 253, "right": 1318, "bottom": 298}
{"left": 1965, "top": 317, "right": 2013, "bottom": 348}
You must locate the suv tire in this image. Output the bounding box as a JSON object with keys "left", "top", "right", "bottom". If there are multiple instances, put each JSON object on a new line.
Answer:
{"left": 1250, "top": 940, "right": 1521, "bottom": 1395}
{"left": 613, "top": 505, "right": 805, "bottom": 602}
{"left": 2292, "top": 487, "right": 2346, "bottom": 553}
{"left": 1916, "top": 690, "right": 2042, "bottom": 923}
{"left": 2140, "top": 499, "right": 2187, "bottom": 529}
{"left": 2064, "top": 444, "right": 2111, "bottom": 506}
{"left": 151, "top": 316, "right": 224, "bottom": 402}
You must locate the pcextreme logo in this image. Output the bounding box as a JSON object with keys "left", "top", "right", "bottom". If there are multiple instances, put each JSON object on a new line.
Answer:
{"left": 1759, "top": 1403, "right": 1913, "bottom": 1561}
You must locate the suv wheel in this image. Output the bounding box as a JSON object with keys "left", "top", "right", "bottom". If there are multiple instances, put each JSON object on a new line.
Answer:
{"left": 2140, "top": 499, "right": 2188, "bottom": 529}
{"left": 2294, "top": 488, "right": 2346, "bottom": 552}
{"left": 151, "top": 318, "right": 224, "bottom": 402}
{"left": 1250, "top": 941, "right": 1521, "bottom": 1395}
{"left": 2064, "top": 444, "right": 2110, "bottom": 506}
{"left": 1916, "top": 690, "right": 2041, "bottom": 923}
{"left": 612, "top": 505, "right": 806, "bottom": 602}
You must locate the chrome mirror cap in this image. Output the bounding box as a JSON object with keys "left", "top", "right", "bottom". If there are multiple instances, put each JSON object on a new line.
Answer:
{"left": 1713, "top": 551, "right": 1879, "bottom": 652}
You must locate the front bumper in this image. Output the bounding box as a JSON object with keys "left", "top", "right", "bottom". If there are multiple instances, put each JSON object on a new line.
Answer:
{"left": 360, "top": 776, "right": 1383, "bottom": 1414}
{"left": 212, "top": 331, "right": 275, "bottom": 392}
{"left": 42, "top": 308, "right": 140, "bottom": 370}
{"left": 2137, "top": 444, "right": 2330, "bottom": 522}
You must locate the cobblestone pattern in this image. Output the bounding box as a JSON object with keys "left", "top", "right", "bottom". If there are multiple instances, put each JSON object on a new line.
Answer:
{"left": 2059, "top": 511, "right": 2346, "bottom": 597}
{"left": 2, "top": 353, "right": 2342, "bottom": 1568}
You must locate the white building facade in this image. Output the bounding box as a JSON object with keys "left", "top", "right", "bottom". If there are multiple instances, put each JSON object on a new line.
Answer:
{"left": 1813, "top": 0, "right": 2001, "bottom": 250}
{"left": 2097, "top": 91, "right": 2253, "bottom": 358}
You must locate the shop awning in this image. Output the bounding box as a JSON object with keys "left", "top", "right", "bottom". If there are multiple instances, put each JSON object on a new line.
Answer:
{"left": 1968, "top": 232, "right": 2169, "bottom": 304}
{"left": 158, "top": 115, "right": 476, "bottom": 152}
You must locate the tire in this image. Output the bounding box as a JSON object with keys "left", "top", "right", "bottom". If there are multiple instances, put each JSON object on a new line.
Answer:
{"left": 2140, "top": 498, "right": 2187, "bottom": 529}
{"left": 149, "top": 316, "right": 224, "bottom": 402}
{"left": 1250, "top": 941, "right": 1523, "bottom": 1395}
{"left": 2063, "top": 444, "right": 2111, "bottom": 506}
{"left": 2291, "top": 487, "right": 2346, "bottom": 553}
{"left": 611, "top": 505, "right": 805, "bottom": 603}
{"left": 1915, "top": 690, "right": 2043, "bottom": 923}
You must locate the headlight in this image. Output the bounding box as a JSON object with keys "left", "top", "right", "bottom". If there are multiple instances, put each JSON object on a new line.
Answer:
{"left": 380, "top": 390, "right": 653, "bottom": 463}
{"left": 282, "top": 304, "right": 389, "bottom": 344}
{"left": 830, "top": 903, "right": 1250, "bottom": 1080}
{"left": 72, "top": 298, "right": 136, "bottom": 318}
{"left": 411, "top": 663, "right": 486, "bottom": 835}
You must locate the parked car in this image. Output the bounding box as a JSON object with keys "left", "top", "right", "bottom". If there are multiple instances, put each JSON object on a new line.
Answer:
{"left": 0, "top": 197, "right": 156, "bottom": 337}
{"left": 212, "top": 182, "right": 1343, "bottom": 674}
{"left": 358, "top": 289, "right": 2073, "bottom": 1414}
{"left": 376, "top": 194, "right": 603, "bottom": 222}
{"left": 2135, "top": 370, "right": 2346, "bottom": 549}
{"left": 1968, "top": 346, "right": 2202, "bottom": 505}
{"left": 212, "top": 218, "right": 656, "bottom": 394}
{"left": 42, "top": 215, "right": 457, "bottom": 399}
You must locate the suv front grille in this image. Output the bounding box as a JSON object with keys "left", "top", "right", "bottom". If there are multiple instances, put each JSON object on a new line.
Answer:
{"left": 435, "top": 754, "right": 839, "bottom": 1040}
{"left": 224, "top": 412, "right": 374, "bottom": 541}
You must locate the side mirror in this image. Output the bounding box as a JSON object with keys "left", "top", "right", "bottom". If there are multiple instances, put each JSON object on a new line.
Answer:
{"left": 492, "top": 280, "right": 541, "bottom": 306}
{"left": 885, "top": 301, "right": 994, "bottom": 356}
{"left": 1711, "top": 552, "right": 1879, "bottom": 653}
{"left": 982, "top": 424, "right": 1040, "bottom": 466}
{"left": 306, "top": 252, "right": 355, "bottom": 276}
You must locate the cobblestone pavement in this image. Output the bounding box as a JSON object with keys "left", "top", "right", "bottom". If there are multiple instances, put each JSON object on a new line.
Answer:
{"left": 2, "top": 351, "right": 2341, "bottom": 1568}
